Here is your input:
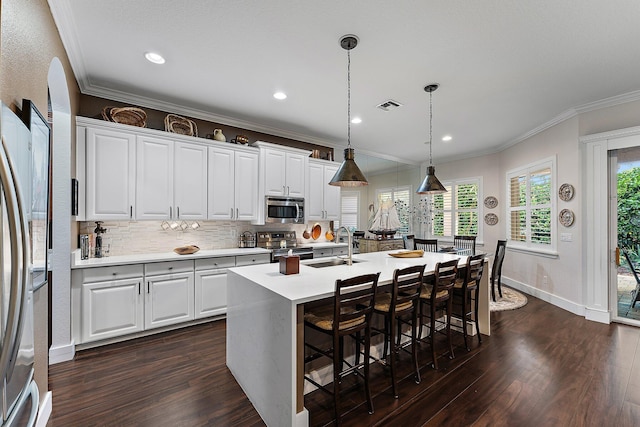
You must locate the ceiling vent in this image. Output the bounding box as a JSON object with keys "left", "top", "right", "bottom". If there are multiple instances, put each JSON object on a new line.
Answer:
{"left": 376, "top": 99, "right": 403, "bottom": 111}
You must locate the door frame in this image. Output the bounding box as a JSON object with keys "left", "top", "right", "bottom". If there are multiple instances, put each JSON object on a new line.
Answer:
{"left": 581, "top": 126, "right": 640, "bottom": 323}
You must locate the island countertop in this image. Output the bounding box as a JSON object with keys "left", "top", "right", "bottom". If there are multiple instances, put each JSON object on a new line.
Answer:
{"left": 228, "top": 249, "right": 464, "bottom": 304}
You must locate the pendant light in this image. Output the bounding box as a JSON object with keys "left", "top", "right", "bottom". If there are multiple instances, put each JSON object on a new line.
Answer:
{"left": 416, "top": 83, "right": 447, "bottom": 194}
{"left": 329, "top": 35, "right": 368, "bottom": 187}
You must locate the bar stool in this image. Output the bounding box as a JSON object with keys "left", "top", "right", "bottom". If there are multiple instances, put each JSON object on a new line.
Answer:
{"left": 304, "top": 272, "right": 380, "bottom": 424}
{"left": 451, "top": 254, "right": 485, "bottom": 351}
{"left": 418, "top": 259, "right": 458, "bottom": 369}
{"left": 373, "top": 265, "right": 424, "bottom": 398}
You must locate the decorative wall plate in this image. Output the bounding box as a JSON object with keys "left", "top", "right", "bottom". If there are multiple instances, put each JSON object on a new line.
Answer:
{"left": 484, "top": 196, "right": 498, "bottom": 209}
{"left": 559, "top": 209, "right": 575, "bottom": 227}
{"left": 484, "top": 213, "right": 499, "bottom": 226}
{"left": 558, "top": 183, "right": 575, "bottom": 201}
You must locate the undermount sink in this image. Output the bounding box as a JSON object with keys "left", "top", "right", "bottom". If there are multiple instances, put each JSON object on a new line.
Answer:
{"left": 306, "top": 258, "right": 364, "bottom": 268}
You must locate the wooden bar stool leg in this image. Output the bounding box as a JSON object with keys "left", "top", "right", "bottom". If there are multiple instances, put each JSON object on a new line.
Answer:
{"left": 474, "top": 289, "right": 482, "bottom": 343}
{"left": 430, "top": 308, "right": 437, "bottom": 370}
{"left": 412, "top": 309, "right": 420, "bottom": 384}
{"left": 447, "top": 298, "right": 455, "bottom": 360}
{"left": 462, "top": 292, "right": 469, "bottom": 351}
{"left": 390, "top": 315, "right": 398, "bottom": 398}
{"left": 364, "top": 324, "right": 374, "bottom": 414}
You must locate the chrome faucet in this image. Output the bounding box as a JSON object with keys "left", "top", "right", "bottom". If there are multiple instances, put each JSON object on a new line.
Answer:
{"left": 336, "top": 226, "right": 353, "bottom": 265}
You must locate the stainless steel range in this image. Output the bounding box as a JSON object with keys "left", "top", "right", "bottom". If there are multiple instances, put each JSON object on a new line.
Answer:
{"left": 256, "top": 231, "right": 314, "bottom": 263}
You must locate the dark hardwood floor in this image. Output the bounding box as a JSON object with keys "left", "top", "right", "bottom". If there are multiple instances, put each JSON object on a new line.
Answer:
{"left": 49, "top": 295, "right": 640, "bottom": 426}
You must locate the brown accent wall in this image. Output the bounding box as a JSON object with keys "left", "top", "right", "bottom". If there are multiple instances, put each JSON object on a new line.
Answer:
{"left": 0, "top": 0, "right": 80, "bottom": 403}
{"left": 80, "top": 94, "right": 335, "bottom": 160}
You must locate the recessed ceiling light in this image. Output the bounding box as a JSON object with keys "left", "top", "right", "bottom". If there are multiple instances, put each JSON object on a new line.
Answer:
{"left": 351, "top": 117, "right": 362, "bottom": 124}
{"left": 442, "top": 135, "right": 452, "bottom": 142}
{"left": 145, "top": 52, "right": 165, "bottom": 64}
{"left": 273, "top": 92, "right": 287, "bottom": 100}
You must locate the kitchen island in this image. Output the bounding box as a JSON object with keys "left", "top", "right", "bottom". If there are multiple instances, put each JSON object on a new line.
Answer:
{"left": 226, "top": 250, "right": 490, "bottom": 427}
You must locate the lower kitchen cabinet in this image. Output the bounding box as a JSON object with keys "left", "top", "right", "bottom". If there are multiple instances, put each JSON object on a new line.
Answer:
{"left": 194, "top": 257, "right": 235, "bottom": 319}
{"left": 80, "top": 265, "right": 144, "bottom": 343}
{"left": 144, "top": 260, "right": 195, "bottom": 329}
{"left": 312, "top": 245, "right": 349, "bottom": 258}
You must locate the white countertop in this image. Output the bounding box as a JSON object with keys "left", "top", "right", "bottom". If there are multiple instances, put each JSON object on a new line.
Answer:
{"left": 228, "top": 250, "right": 467, "bottom": 305}
{"left": 71, "top": 247, "right": 272, "bottom": 269}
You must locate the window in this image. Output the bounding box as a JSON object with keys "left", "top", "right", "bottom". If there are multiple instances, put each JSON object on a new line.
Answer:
{"left": 430, "top": 179, "right": 481, "bottom": 239}
{"left": 507, "top": 157, "right": 556, "bottom": 252}
{"left": 375, "top": 186, "right": 411, "bottom": 235}
{"left": 340, "top": 192, "right": 359, "bottom": 230}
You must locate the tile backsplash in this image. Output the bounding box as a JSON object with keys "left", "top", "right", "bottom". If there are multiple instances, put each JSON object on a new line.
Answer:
{"left": 78, "top": 220, "right": 335, "bottom": 256}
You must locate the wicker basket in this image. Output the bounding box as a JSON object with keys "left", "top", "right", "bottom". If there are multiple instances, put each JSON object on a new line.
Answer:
{"left": 164, "top": 114, "right": 198, "bottom": 137}
{"left": 101, "top": 106, "right": 147, "bottom": 128}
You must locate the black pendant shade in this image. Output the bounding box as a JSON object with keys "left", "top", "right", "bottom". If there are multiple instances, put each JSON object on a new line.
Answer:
{"left": 417, "top": 165, "right": 447, "bottom": 194}
{"left": 329, "top": 148, "right": 368, "bottom": 187}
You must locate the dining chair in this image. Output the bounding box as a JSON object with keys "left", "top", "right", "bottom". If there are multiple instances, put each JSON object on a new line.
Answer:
{"left": 304, "top": 272, "right": 380, "bottom": 424}
{"left": 491, "top": 240, "right": 507, "bottom": 301}
{"left": 451, "top": 254, "right": 485, "bottom": 351}
{"left": 402, "top": 234, "right": 415, "bottom": 250}
{"left": 414, "top": 238, "right": 438, "bottom": 252}
{"left": 453, "top": 235, "right": 476, "bottom": 255}
{"left": 373, "top": 264, "right": 424, "bottom": 398}
{"left": 418, "top": 259, "right": 458, "bottom": 370}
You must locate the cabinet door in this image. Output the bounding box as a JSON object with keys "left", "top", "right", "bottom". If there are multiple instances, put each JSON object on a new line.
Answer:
{"left": 263, "top": 149, "right": 286, "bottom": 196}
{"left": 85, "top": 127, "right": 135, "bottom": 220}
{"left": 145, "top": 272, "right": 194, "bottom": 329}
{"left": 81, "top": 277, "right": 143, "bottom": 343}
{"left": 285, "top": 152, "right": 306, "bottom": 197}
{"left": 306, "top": 162, "right": 325, "bottom": 220}
{"left": 208, "top": 146, "right": 235, "bottom": 220}
{"left": 195, "top": 270, "right": 227, "bottom": 319}
{"left": 174, "top": 141, "right": 208, "bottom": 219}
{"left": 136, "top": 135, "right": 174, "bottom": 220}
{"left": 323, "top": 164, "right": 341, "bottom": 220}
{"left": 234, "top": 151, "right": 258, "bottom": 221}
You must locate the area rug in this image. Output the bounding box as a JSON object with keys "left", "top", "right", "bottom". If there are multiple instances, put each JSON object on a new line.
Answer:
{"left": 490, "top": 286, "right": 528, "bottom": 312}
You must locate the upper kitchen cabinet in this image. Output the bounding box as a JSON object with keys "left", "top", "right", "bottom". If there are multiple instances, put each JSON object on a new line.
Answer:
{"left": 255, "top": 141, "right": 310, "bottom": 198}
{"left": 307, "top": 159, "right": 341, "bottom": 221}
{"left": 136, "top": 136, "right": 208, "bottom": 220}
{"left": 84, "top": 124, "right": 136, "bottom": 220}
{"left": 173, "top": 142, "right": 208, "bottom": 220}
{"left": 208, "top": 145, "right": 258, "bottom": 221}
{"left": 136, "top": 135, "right": 174, "bottom": 220}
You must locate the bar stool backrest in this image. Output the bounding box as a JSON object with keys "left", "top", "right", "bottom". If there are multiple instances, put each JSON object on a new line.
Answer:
{"left": 392, "top": 265, "right": 425, "bottom": 314}
{"left": 491, "top": 240, "right": 507, "bottom": 285}
{"left": 464, "top": 254, "right": 485, "bottom": 289}
{"left": 454, "top": 235, "right": 476, "bottom": 255}
{"left": 403, "top": 235, "right": 415, "bottom": 250}
{"left": 333, "top": 273, "right": 380, "bottom": 335}
{"left": 428, "top": 259, "right": 458, "bottom": 302}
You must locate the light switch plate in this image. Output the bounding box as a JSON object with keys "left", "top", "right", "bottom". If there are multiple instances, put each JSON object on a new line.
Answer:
{"left": 560, "top": 233, "right": 573, "bottom": 242}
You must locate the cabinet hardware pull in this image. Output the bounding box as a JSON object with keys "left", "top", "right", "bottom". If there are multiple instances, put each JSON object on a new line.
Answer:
{"left": 147, "top": 281, "right": 150, "bottom": 293}
{"left": 138, "top": 282, "right": 141, "bottom": 295}
{"left": 230, "top": 208, "right": 234, "bottom": 219}
{"left": 168, "top": 267, "right": 173, "bottom": 270}
{"left": 130, "top": 206, "right": 133, "bottom": 218}
{"left": 236, "top": 208, "right": 239, "bottom": 219}
{"left": 177, "top": 206, "right": 180, "bottom": 218}
{"left": 170, "top": 206, "right": 172, "bottom": 219}
{"left": 282, "top": 185, "right": 286, "bottom": 195}
{"left": 287, "top": 186, "right": 290, "bottom": 195}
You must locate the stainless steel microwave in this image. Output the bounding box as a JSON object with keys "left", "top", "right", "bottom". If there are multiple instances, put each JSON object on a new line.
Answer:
{"left": 265, "top": 196, "right": 304, "bottom": 223}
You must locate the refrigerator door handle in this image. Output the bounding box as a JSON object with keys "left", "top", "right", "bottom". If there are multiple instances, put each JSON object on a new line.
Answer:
{"left": 0, "top": 136, "right": 28, "bottom": 383}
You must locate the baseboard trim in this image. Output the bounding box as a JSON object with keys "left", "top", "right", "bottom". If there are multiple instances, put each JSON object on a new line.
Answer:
{"left": 49, "top": 341, "right": 75, "bottom": 364}
{"left": 501, "top": 277, "right": 586, "bottom": 317}
{"left": 585, "top": 307, "right": 611, "bottom": 324}
{"left": 36, "top": 391, "right": 52, "bottom": 427}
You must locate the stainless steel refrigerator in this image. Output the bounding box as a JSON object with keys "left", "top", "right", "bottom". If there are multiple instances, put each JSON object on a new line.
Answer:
{"left": 0, "top": 101, "right": 46, "bottom": 426}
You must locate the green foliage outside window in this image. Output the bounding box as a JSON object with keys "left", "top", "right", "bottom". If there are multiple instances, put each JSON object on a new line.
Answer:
{"left": 618, "top": 167, "right": 640, "bottom": 262}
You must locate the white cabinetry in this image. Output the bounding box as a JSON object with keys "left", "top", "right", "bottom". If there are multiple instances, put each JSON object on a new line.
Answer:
{"left": 194, "top": 257, "right": 235, "bottom": 319}
{"left": 136, "top": 136, "right": 208, "bottom": 220}
{"left": 144, "top": 260, "right": 195, "bottom": 329}
{"left": 174, "top": 141, "right": 208, "bottom": 219}
{"left": 80, "top": 265, "right": 144, "bottom": 343}
{"left": 256, "top": 141, "right": 309, "bottom": 198}
{"left": 307, "top": 159, "right": 341, "bottom": 221}
{"left": 312, "top": 245, "right": 349, "bottom": 259}
{"left": 85, "top": 126, "right": 136, "bottom": 220}
{"left": 136, "top": 135, "right": 174, "bottom": 220}
{"left": 208, "top": 146, "right": 258, "bottom": 221}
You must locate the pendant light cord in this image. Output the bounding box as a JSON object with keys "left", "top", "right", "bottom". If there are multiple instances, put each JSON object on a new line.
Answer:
{"left": 428, "top": 89, "right": 433, "bottom": 166}
{"left": 347, "top": 48, "right": 352, "bottom": 149}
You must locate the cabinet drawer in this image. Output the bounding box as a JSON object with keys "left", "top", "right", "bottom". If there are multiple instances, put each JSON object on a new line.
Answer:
{"left": 145, "top": 260, "right": 194, "bottom": 276}
{"left": 313, "top": 249, "right": 332, "bottom": 258}
{"left": 333, "top": 246, "right": 349, "bottom": 256}
{"left": 235, "top": 253, "right": 270, "bottom": 266}
{"left": 82, "top": 264, "right": 144, "bottom": 283}
{"left": 195, "top": 256, "right": 236, "bottom": 271}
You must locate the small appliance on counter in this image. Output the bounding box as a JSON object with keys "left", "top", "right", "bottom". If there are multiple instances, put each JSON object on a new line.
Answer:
{"left": 238, "top": 231, "right": 256, "bottom": 248}
{"left": 256, "top": 231, "right": 313, "bottom": 263}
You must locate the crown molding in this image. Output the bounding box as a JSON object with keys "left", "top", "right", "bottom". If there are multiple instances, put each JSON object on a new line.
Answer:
{"left": 579, "top": 124, "right": 640, "bottom": 144}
